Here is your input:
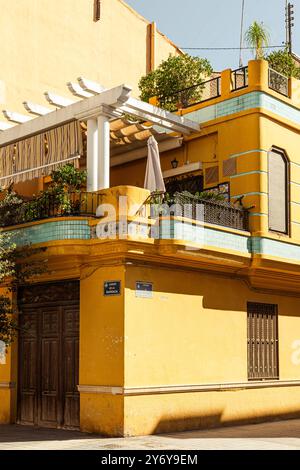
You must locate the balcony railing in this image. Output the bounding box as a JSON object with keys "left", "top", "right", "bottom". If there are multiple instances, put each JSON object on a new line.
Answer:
{"left": 159, "top": 76, "right": 221, "bottom": 112}
{"left": 268, "top": 68, "right": 289, "bottom": 97}
{"left": 231, "top": 66, "right": 249, "bottom": 91}
{"left": 173, "top": 193, "right": 249, "bottom": 231}
{"left": 149, "top": 192, "right": 249, "bottom": 232}
{"left": 231, "top": 67, "right": 249, "bottom": 91}
{"left": 0, "top": 191, "right": 102, "bottom": 227}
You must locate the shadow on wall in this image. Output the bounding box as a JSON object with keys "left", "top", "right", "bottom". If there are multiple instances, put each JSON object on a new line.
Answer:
{"left": 127, "top": 267, "right": 300, "bottom": 318}
{"left": 153, "top": 409, "right": 300, "bottom": 438}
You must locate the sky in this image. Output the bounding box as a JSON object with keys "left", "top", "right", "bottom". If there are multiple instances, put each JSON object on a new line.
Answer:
{"left": 125, "top": 0, "right": 300, "bottom": 71}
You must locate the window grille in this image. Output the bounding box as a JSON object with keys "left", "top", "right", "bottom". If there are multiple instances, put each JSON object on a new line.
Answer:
{"left": 247, "top": 302, "right": 279, "bottom": 381}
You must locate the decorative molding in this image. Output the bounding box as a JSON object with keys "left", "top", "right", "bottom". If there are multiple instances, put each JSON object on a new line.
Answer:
{"left": 223, "top": 158, "right": 237, "bottom": 177}
{"left": 23, "top": 102, "right": 51, "bottom": 116}
{"left": 205, "top": 166, "right": 219, "bottom": 185}
{"left": 44, "top": 92, "right": 76, "bottom": 108}
{"left": 78, "top": 385, "right": 123, "bottom": 395}
{"left": 0, "top": 382, "right": 15, "bottom": 389}
{"left": 18, "top": 280, "right": 80, "bottom": 305}
{"left": 163, "top": 162, "right": 202, "bottom": 179}
{"left": 77, "top": 380, "right": 300, "bottom": 396}
{"left": 3, "top": 110, "right": 32, "bottom": 124}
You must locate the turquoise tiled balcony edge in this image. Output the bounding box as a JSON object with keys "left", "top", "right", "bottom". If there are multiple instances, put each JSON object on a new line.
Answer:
{"left": 5, "top": 217, "right": 300, "bottom": 263}
{"left": 186, "top": 91, "right": 300, "bottom": 127}
{"left": 9, "top": 219, "right": 91, "bottom": 245}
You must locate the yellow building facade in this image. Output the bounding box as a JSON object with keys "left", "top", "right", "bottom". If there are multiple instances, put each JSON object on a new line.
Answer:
{"left": 0, "top": 0, "right": 180, "bottom": 115}
{"left": 2, "top": 57, "right": 300, "bottom": 437}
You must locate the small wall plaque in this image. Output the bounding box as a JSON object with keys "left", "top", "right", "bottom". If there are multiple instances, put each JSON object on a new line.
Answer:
{"left": 0, "top": 341, "right": 6, "bottom": 365}
{"left": 136, "top": 281, "right": 153, "bottom": 299}
{"left": 104, "top": 281, "right": 121, "bottom": 296}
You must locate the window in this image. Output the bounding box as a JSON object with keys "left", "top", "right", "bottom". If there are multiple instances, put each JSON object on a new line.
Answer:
{"left": 247, "top": 302, "right": 279, "bottom": 381}
{"left": 93, "top": 0, "right": 101, "bottom": 22}
{"left": 268, "top": 148, "right": 289, "bottom": 234}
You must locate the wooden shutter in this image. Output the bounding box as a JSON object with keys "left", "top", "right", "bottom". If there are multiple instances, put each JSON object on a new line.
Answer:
{"left": 268, "top": 149, "right": 288, "bottom": 233}
{"left": 247, "top": 302, "right": 279, "bottom": 381}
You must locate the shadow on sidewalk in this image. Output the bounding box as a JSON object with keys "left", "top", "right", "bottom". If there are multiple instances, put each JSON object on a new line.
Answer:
{"left": 0, "top": 425, "right": 100, "bottom": 443}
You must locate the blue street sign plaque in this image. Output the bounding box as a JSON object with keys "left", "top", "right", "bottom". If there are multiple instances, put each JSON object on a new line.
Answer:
{"left": 135, "top": 281, "right": 153, "bottom": 298}
{"left": 104, "top": 281, "right": 121, "bottom": 296}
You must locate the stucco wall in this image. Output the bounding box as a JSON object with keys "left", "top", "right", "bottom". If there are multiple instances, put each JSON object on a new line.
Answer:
{"left": 0, "top": 0, "right": 179, "bottom": 114}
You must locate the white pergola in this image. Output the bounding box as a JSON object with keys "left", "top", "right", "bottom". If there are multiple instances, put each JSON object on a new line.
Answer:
{"left": 0, "top": 84, "right": 200, "bottom": 192}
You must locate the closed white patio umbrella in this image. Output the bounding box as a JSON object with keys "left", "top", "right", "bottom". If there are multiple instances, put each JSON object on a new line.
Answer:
{"left": 144, "top": 136, "right": 166, "bottom": 193}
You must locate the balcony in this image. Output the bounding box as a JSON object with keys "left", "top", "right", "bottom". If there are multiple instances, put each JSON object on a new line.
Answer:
{"left": 155, "top": 60, "right": 298, "bottom": 113}
{"left": 148, "top": 192, "right": 249, "bottom": 232}
{"left": 0, "top": 191, "right": 102, "bottom": 228}
{"left": 158, "top": 76, "right": 221, "bottom": 112}
{"left": 1, "top": 186, "right": 250, "bottom": 250}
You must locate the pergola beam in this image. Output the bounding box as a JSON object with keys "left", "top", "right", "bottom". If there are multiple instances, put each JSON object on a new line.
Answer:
{"left": 2, "top": 110, "right": 32, "bottom": 124}
{"left": 0, "top": 85, "right": 132, "bottom": 146}
{"left": 0, "top": 84, "right": 200, "bottom": 192}
{"left": 23, "top": 101, "right": 52, "bottom": 116}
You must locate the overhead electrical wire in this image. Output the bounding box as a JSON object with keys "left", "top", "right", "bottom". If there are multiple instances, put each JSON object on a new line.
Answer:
{"left": 181, "top": 46, "right": 284, "bottom": 51}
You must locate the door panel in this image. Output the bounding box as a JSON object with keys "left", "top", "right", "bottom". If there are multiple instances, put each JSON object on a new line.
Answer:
{"left": 18, "top": 312, "right": 38, "bottom": 425}
{"left": 40, "top": 338, "right": 60, "bottom": 426}
{"left": 63, "top": 337, "right": 80, "bottom": 427}
{"left": 18, "top": 281, "right": 80, "bottom": 429}
{"left": 63, "top": 306, "right": 80, "bottom": 428}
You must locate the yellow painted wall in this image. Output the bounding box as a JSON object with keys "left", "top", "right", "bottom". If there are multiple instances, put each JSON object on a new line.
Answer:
{"left": 124, "top": 387, "right": 300, "bottom": 436}
{"left": 79, "top": 264, "right": 125, "bottom": 434}
{"left": 122, "top": 264, "right": 300, "bottom": 435}
{"left": 0, "top": 288, "right": 17, "bottom": 424}
{"left": 0, "top": 0, "right": 179, "bottom": 116}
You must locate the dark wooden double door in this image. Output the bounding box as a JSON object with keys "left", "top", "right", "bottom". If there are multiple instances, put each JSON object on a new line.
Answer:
{"left": 18, "top": 281, "right": 80, "bottom": 429}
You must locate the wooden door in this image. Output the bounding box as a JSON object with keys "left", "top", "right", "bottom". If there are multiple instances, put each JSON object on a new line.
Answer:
{"left": 18, "top": 281, "right": 80, "bottom": 429}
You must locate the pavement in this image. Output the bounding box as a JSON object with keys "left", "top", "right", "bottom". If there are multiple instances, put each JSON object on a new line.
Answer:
{"left": 1, "top": 419, "right": 300, "bottom": 450}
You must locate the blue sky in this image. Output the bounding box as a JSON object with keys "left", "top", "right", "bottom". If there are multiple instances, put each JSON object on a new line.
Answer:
{"left": 125, "top": 0, "right": 300, "bottom": 71}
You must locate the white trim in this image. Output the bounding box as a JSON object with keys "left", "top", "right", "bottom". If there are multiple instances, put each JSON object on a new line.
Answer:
{"left": 23, "top": 101, "right": 52, "bottom": 116}
{"left": 0, "top": 382, "right": 15, "bottom": 389}
{"left": 0, "top": 155, "right": 80, "bottom": 181}
{"left": 0, "top": 86, "right": 131, "bottom": 146}
{"left": 0, "top": 121, "right": 14, "bottom": 131}
{"left": 163, "top": 162, "right": 202, "bottom": 178}
{"left": 78, "top": 385, "right": 123, "bottom": 395}
{"left": 3, "top": 110, "right": 32, "bottom": 124}
{"left": 0, "top": 85, "right": 200, "bottom": 148}
{"left": 67, "top": 82, "right": 93, "bottom": 99}
{"left": 44, "top": 92, "right": 76, "bottom": 108}
{"left": 78, "top": 77, "right": 106, "bottom": 95}
{"left": 77, "top": 379, "right": 300, "bottom": 396}
{"left": 122, "top": 97, "right": 200, "bottom": 134}
{"left": 111, "top": 138, "right": 183, "bottom": 167}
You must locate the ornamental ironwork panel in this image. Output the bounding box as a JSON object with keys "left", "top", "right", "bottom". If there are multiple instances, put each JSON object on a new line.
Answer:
{"left": 18, "top": 281, "right": 80, "bottom": 306}
{"left": 268, "top": 68, "right": 289, "bottom": 97}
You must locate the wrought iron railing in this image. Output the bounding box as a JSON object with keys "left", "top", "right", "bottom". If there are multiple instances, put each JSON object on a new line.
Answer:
{"left": 159, "top": 76, "right": 221, "bottom": 112}
{"left": 147, "top": 192, "right": 249, "bottom": 232}
{"left": 268, "top": 68, "right": 289, "bottom": 97}
{"left": 231, "top": 66, "right": 249, "bottom": 91}
{"left": 0, "top": 191, "right": 102, "bottom": 227}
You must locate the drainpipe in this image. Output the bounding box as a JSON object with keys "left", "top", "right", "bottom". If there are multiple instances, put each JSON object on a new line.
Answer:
{"left": 150, "top": 22, "right": 156, "bottom": 72}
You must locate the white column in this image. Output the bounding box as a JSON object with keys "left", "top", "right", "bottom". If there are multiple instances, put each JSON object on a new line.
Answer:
{"left": 97, "top": 114, "right": 110, "bottom": 190}
{"left": 86, "top": 118, "right": 98, "bottom": 192}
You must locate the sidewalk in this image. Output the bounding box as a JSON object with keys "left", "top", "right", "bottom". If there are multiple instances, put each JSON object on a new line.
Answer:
{"left": 1, "top": 419, "right": 300, "bottom": 450}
